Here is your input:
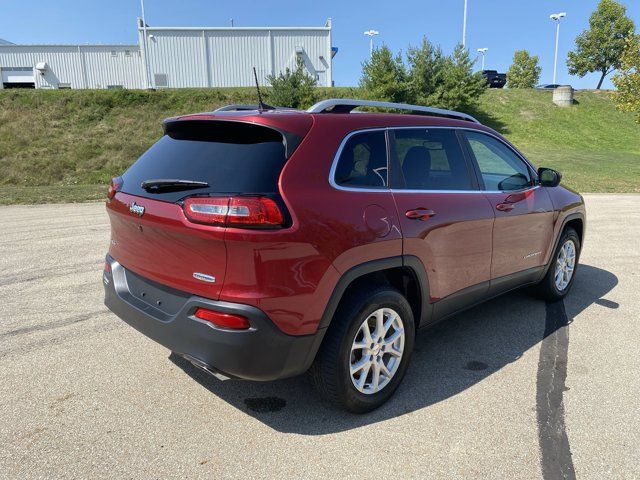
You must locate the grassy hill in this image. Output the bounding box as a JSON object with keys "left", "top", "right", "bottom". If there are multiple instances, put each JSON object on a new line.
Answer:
{"left": 474, "top": 89, "right": 640, "bottom": 193}
{"left": 0, "top": 87, "right": 638, "bottom": 204}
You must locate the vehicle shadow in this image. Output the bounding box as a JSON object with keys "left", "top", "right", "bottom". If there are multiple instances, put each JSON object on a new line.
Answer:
{"left": 169, "top": 264, "right": 617, "bottom": 435}
{"left": 466, "top": 105, "right": 509, "bottom": 134}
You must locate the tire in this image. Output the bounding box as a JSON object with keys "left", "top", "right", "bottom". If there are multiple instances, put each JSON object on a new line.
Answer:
{"left": 309, "top": 285, "right": 415, "bottom": 413}
{"left": 532, "top": 227, "right": 581, "bottom": 301}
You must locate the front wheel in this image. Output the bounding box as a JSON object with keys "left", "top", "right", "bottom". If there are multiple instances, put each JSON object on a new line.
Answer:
{"left": 532, "top": 227, "right": 581, "bottom": 301}
{"left": 310, "top": 286, "right": 415, "bottom": 413}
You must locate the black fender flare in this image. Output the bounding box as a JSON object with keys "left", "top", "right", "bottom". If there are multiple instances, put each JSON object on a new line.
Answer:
{"left": 541, "top": 212, "right": 585, "bottom": 278}
{"left": 317, "top": 255, "right": 431, "bottom": 330}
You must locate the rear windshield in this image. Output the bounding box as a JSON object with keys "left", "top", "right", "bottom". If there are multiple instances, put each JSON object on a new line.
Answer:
{"left": 121, "top": 121, "right": 288, "bottom": 202}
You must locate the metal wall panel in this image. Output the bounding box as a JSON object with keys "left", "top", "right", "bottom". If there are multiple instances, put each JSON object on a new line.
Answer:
{"left": 271, "top": 30, "right": 332, "bottom": 85}
{"left": 0, "top": 45, "right": 144, "bottom": 89}
{"left": 143, "top": 27, "right": 332, "bottom": 88}
{"left": 206, "top": 31, "right": 271, "bottom": 87}
{"left": 145, "top": 31, "right": 207, "bottom": 88}
{"left": 0, "top": 22, "right": 333, "bottom": 89}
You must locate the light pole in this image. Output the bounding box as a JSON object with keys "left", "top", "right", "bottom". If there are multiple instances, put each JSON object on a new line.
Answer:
{"left": 550, "top": 12, "right": 566, "bottom": 85}
{"left": 462, "top": 0, "right": 468, "bottom": 48}
{"left": 140, "top": 0, "right": 152, "bottom": 89}
{"left": 364, "top": 30, "right": 379, "bottom": 58}
{"left": 477, "top": 48, "right": 488, "bottom": 71}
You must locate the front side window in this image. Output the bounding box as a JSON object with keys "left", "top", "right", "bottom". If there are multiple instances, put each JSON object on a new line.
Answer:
{"left": 393, "top": 128, "right": 473, "bottom": 190}
{"left": 465, "top": 131, "right": 534, "bottom": 191}
{"left": 334, "top": 131, "right": 387, "bottom": 188}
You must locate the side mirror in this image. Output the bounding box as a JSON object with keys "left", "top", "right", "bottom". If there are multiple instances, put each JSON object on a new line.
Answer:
{"left": 538, "top": 167, "right": 562, "bottom": 187}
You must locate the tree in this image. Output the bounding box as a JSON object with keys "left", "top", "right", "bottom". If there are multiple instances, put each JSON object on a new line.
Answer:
{"left": 359, "top": 40, "right": 486, "bottom": 110}
{"left": 612, "top": 34, "right": 640, "bottom": 123}
{"left": 407, "top": 38, "right": 446, "bottom": 104}
{"left": 266, "top": 57, "right": 317, "bottom": 109}
{"left": 359, "top": 45, "right": 410, "bottom": 103}
{"left": 425, "top": 44, "right": 486, "bottom": 110}
{"left": 567, "top": 0, "right": 635, "bottom": 89}
{"left": 406, "top": 39, "right": 486, "bottom": 110}
{"left": 507, "top": 50, "right": 542, "bottom": 88}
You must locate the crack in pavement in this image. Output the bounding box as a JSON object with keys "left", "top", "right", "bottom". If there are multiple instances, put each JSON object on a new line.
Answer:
{"left": 537, "top": 299, "right": 576, "bottom": 480}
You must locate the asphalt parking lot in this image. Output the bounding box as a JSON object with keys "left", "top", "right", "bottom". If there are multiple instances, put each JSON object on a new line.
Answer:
{"left": 0, "top": 194, "right": 638, "bottom": 479}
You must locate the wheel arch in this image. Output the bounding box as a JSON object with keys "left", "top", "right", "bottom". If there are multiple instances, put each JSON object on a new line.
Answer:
{"left": 564, "top": 216, "right": 584, "bottom": 245}
{"left": 542, "top": 212, "right": 585, "bottom": 278}
{"left": 318, "top": 256, "right": 431, "bottom": 332}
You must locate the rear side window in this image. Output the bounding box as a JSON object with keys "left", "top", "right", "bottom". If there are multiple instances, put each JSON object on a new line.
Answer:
{"left": 393, "top": 128, "right": 473, "bottom": 190}
{"left": 121, "top": 121, "right": 288, "bottom": 202}
{"left": 334, "top": 131, "right": 388, "bottom": 188}
{"left": 464, "top": 131, "right": 534, "bottom": 191}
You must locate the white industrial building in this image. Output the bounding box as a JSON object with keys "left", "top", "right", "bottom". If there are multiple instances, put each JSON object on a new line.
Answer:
{"left": 0, "top": 19, "right": 335, "bottom": 90}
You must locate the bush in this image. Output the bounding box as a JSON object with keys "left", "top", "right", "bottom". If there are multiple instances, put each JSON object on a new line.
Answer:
{"left": 507, "top": 50, "right": 542, "bottom": 88}
{"left": 360, "top": 45, "right": 410, "bottom": 103}
{"left": 266, "top": 57, "right": 317, "bottom": 109}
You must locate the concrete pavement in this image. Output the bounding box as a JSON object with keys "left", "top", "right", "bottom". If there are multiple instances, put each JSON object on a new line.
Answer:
{"left": 0, "top": 195, "right": 638, "bottom": 479}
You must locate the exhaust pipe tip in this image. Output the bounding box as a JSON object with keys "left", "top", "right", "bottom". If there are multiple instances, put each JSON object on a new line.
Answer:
{"left": 180, "top": 353, "right": 231, "bottom": 381}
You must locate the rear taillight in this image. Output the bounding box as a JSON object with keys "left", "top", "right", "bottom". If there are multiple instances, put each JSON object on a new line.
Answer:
{"left": 194, "top": 308, "right": 250, "bottom": 330}
{"left": 183, "top": 196, "right": 284, "bottom": 228}
{"left": 107, "top": 177, "right": 123, "bottom": 200}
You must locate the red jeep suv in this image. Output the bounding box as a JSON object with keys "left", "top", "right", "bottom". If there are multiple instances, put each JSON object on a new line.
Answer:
{"left": 104, "top": 99, "right": 585, "bottom": 412}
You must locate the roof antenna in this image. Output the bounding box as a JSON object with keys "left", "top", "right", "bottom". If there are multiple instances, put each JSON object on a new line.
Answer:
{"left": 252, "top": 67, "right": 273, "bottom": 112}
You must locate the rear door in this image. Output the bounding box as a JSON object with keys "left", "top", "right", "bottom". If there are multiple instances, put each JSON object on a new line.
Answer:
{"left": 390, "top": 127, "right": 495, "bottom": 322}
{"left": 461, "top": 130, "right": 555, "bottom": 284}
{"left": 107, "top": 120, "right": 298, "bottom": 300}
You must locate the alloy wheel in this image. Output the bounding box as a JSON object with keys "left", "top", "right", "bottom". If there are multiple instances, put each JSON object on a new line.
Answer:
{"left": 349, "top": 308, "right": 405, "bottom": 394}
{"left": 554, "top": 239, "right": 576, "bottom": 291}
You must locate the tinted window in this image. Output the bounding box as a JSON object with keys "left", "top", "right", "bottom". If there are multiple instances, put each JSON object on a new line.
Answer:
{"left": 121, "top": 121, "right": 288, "bottom": 202}
{"left": 334, "top": 131, "right": 387, "bottom": 188}
{"left": 394, "top": 128, "right": 473, "bottom": 190}
{"left": 465, "top": 131, "right": 534, "bottom": 191}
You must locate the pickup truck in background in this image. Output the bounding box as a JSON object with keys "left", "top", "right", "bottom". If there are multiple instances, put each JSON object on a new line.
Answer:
{"left": 482, "top": 70, "right": 507, "bottom": 88}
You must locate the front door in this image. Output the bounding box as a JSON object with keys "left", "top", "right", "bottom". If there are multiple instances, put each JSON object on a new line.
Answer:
{"left": 389, "top": 128, "right": 495, "bottom": 323}
{"left": 462, "top": 130, "right": 555, "bottom": 285}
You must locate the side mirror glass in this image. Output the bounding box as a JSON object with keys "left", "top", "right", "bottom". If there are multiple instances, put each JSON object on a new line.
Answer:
{"left": 538, "top": 167, "right": 562, "bottom": 187}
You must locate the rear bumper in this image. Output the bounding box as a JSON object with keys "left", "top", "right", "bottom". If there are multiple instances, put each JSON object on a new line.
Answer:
{"left": 103, "top": 256, "right": 324, "bottom": 381}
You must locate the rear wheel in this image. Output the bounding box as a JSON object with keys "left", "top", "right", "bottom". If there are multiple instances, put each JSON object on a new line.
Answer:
{"left": 310, "top": 286, "right": 415, "bottom": 413}
{"left": 532, "top": 227, "right": 580, "bottom": 301}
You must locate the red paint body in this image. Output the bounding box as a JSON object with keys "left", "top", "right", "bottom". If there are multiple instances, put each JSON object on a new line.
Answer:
{"left": 106, "top": 110, "right": 585, "bottom": 336}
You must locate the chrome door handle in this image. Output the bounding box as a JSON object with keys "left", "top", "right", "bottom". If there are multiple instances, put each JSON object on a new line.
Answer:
{"left": 405, "top": 208, "right": 436, "bottom": 220}
{"left": 496, "top": 203, "right": 515, "bottom": 212}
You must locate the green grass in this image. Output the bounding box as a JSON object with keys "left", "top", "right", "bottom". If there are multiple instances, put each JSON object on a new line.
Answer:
{"left": 0, "top": 87, "right": 638, "bottom": 204}
{"left": 0, "top": 185, "right": 106, "bottom": 205}
{"left": 474, "top": 89, "right": 640, "bottom": 193}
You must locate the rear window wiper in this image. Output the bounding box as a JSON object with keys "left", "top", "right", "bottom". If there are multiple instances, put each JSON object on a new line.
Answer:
{"left": 141, "top": 179, "right": 210, "bottom": 192}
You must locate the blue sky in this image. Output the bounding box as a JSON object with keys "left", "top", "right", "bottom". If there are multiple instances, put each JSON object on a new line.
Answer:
{"left": 1, "top": 0, "right": 638, "bottom": 89}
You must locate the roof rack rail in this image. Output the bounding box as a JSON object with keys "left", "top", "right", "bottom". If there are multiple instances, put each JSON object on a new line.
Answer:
{"left": 214, "top": 104, "right": 263, "bottom": 112}
{"left": 214, "top": 104, "right": 299, "bottom": 112}
{"left": 306, "top": 98, "right": 480, "bottom": 123}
